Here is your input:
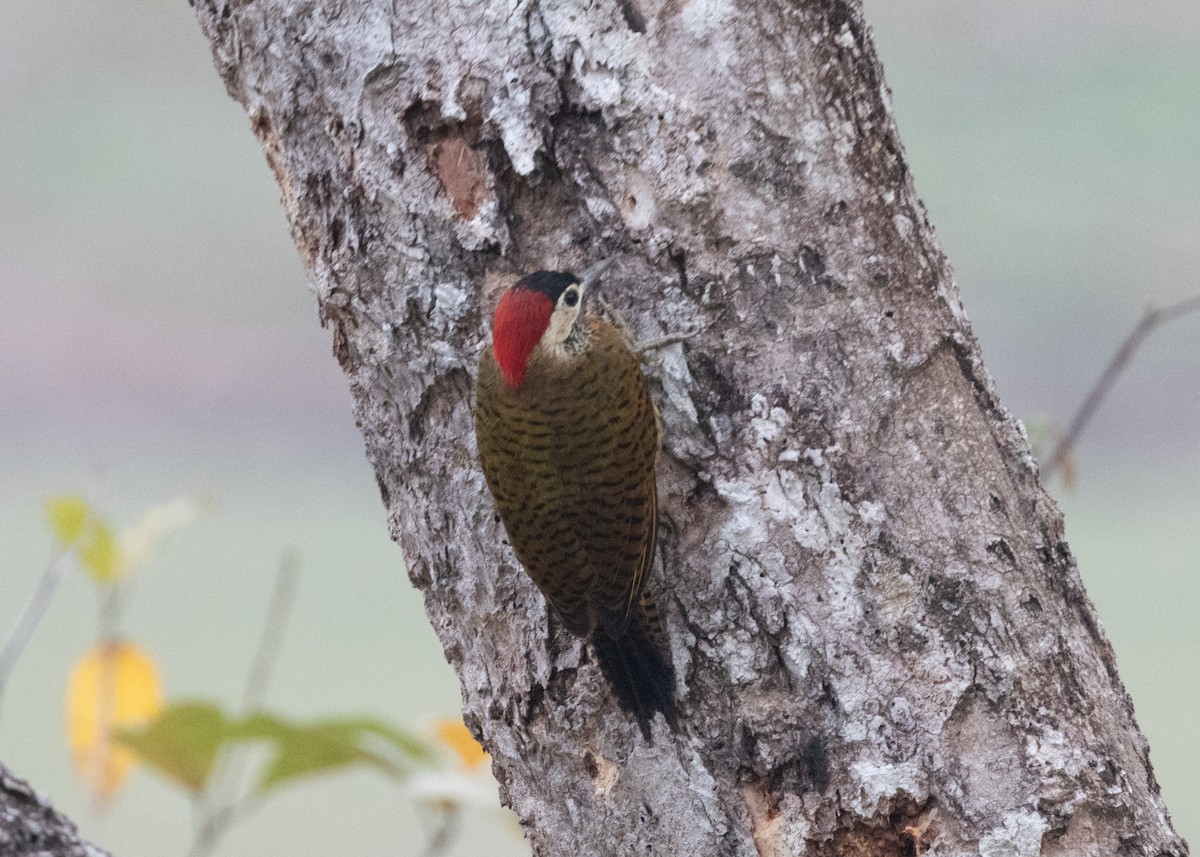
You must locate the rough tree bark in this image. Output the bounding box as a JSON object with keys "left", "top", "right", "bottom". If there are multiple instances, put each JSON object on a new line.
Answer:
{"left": 192, "top": 0, "right": 1187, "bottom": 854}
{"left": 0, "top": 763, "right": 110, "bottom": 857}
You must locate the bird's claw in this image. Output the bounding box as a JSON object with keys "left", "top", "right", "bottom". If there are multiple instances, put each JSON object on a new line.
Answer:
{"left": 639, "top": 329, "right": 700, "bottom": 353}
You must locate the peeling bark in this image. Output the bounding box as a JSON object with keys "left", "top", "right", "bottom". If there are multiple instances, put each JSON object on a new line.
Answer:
{"left": 190, "top": 0, "right": 1188, "bottom": 854}
{"left": 0, "top": 763, "right": 110, "bottom": 857}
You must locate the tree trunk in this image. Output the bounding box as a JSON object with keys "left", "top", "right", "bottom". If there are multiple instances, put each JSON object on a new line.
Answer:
{"left": 191, "top": 0, "right": 1187, "bottom": 854}
{"left": 0, "top": 763, "right": 111, "bottom": 856}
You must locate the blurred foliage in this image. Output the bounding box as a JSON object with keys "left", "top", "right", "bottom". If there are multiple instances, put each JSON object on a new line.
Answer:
{"left": 119, "top": 702, "right": 431, "bottom": 795}
{"left": 44, "top": 494, "right": 206, "bottom": 583}
{"left": 436, "top": 720, "right": 489, "bottom": 770}
{"left": 67, "top": 640, "right": 163, "bottom": 803}
{"left": 1, "top": 494, "right": 503, "bottom": 856}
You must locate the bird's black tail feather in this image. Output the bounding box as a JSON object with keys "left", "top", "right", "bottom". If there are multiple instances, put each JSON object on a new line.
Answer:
{"left": 592, "top": 605, "right": 678, "bottom": 740}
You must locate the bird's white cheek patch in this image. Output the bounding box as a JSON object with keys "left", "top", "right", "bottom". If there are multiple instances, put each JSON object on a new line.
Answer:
{"left": 542, "top": 307, "right": 584, "bottom": 357}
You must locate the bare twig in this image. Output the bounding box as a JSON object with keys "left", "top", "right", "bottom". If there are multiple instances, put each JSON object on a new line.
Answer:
{"left": 189, "top": 551, "right": 299, "bottom": 857}
{"left": 97, "top": 583, "right": 123, "bottom": 643}
{"left": 418, "top": 806, "right": 461, "bottom": 857}
{"left": 1043, "top": 294, "right": 1200, "bottom": 481}
{"left": 187, "top": 793, "right": 266, "bottom": 857}
{"left": 0, "top": 548, "right": 71, "bottom": 719}
{"left": 239, "top": 550, "right": 300, "bottom": 713}
{"left": 93, "top": 584, "right": 125, "bottom": 811}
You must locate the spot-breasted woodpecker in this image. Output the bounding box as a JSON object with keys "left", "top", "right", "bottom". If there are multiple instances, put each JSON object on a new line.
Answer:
{"left": 474, "top": 262, "right": 678, "bottom": 739}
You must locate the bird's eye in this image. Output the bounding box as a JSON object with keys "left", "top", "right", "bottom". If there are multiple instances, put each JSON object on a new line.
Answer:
{"left": 563, "top": 288, "right": 579, "bottom": 308}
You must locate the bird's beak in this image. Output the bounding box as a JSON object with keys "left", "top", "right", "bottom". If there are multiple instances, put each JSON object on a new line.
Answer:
{"left": 578, "top": 257, "right": 616, "bottom": 292}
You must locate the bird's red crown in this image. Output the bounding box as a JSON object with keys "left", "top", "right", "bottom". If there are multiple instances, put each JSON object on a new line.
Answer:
{"left": 492, "top": 285, "right": 554, "bottom": 389}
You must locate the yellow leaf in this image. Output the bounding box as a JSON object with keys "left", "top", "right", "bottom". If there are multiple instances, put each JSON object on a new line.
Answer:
{"left": 46, "top": 496, "right": 90, "bottom": 545}
{"left": 81, "top": 524, "right": 124, "bottom": 583}
{"left": 434, "top": 719, "right": 488, "bottom": 769}
{"left": 67, "top": 641, "right": 164, "bottom": 803}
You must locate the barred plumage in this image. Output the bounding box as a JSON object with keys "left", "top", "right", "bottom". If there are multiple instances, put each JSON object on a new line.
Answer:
{"left": 475, "top": 269, "right": 677, "bottom": 738}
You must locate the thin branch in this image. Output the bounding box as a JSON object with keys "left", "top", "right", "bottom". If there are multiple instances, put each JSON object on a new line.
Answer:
{"left": 97, "top": 582, "right": 123, "bottom": 643}
{"left": 189, "top": 551, "right": 300, "bottom": 857}
{"left": 93, "top": 584, "right": 124, "bottom": 812}
{"left": 0, "top": 548, "right": 71, "bottom": 719}
{"left": 239, "top": 549, "right": 300, "bottom": 713}
{"left": 417, "top": 806, "right": 461, "bottom": 857}
{"left": 1042, "top": 293, "right": 1200, "bottom": 481}
{"left": 187, "top": 792, "right": 266, "bottom": 857}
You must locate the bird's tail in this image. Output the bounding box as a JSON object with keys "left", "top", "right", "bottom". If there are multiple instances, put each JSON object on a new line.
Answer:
{"left": 592, "top": 593, "right": 678, "bottom": 740}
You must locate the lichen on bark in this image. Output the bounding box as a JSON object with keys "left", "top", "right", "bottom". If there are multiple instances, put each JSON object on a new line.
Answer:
{"left": 0, "top": 763, "right": 111, "bottom": 857}
{"left": 192, "top": 0, "right": 1188, "bottom": 854}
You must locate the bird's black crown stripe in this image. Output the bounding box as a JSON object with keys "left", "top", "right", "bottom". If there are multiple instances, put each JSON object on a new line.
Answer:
{"left": 517, "top": 270, "right": 580, "bottom": 303}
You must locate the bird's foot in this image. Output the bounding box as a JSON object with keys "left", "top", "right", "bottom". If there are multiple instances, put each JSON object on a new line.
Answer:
{"left": 639, "top": 330, "right": 699, "bottom": 352}
{"left": 597, "top": 297, "right": 699, "bottom": 355}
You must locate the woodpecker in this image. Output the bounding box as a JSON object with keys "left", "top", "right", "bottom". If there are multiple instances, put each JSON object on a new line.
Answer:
{"left": 474, "top": 261, "right": 678, "bottom": 739}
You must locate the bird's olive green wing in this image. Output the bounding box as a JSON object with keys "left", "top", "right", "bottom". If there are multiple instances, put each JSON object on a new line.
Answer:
{"left": 566, "top": 324, "right": 660, "bottom": 631}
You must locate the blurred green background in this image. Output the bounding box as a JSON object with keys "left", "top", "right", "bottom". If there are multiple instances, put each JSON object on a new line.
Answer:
{"left": 0, "top": 1, "right": 1196, "bottom": 854}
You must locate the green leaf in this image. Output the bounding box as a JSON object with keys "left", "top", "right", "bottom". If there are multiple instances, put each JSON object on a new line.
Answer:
{"left": 329, "top": 717, "right": 435, "bottom": 764}
{"left": 120, "top": 704, "right": 437, "bottom": 798}
{"left": 80, "top": 522, "right": 123, "bottom": 582}
{"left": 116, "top": 700, "right": 232, "bottom": 791}
{"left": 46, "top": 496, "right": 90, "bottom": 545}
{"left": 235, "top": 713, "right": 430, "bottom": 795}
